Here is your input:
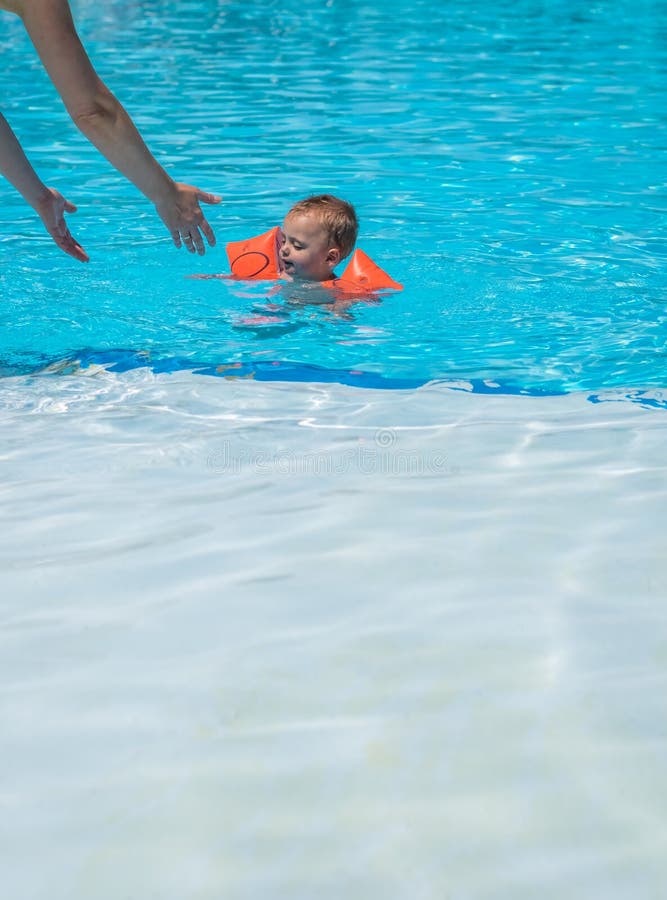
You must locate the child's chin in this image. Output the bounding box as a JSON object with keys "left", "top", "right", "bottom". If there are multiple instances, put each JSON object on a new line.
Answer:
{"left": 292, "top": 272, "right": 327, "bottom": 284}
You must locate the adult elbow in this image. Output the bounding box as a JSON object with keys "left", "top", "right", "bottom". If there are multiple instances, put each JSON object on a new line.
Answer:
{"left": 70, "top": 90, "right": 120, "bottom": 138}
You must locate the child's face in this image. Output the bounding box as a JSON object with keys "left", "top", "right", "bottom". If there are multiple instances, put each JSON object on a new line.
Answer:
{"left": 279, "top": 213, "right": 341, "bottom": 281}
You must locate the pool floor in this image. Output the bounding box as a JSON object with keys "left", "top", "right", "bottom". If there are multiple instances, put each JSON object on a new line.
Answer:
{"left": 2, "top": 373, "right": 666, "bottom": 899}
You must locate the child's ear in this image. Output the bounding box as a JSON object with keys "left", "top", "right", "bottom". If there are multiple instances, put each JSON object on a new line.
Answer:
{"left": 327, "top": 247, "right": 341, "bottom": 268}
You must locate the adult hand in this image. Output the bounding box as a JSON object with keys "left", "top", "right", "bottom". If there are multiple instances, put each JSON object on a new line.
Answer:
{"left": 155, "top": 182, "right": 222, "bottom": 256}
{"left": 35, "top": 186, "right": 89, "bottom": 262}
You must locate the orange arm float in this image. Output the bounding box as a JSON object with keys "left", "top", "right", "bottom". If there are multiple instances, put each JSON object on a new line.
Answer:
{"left": 336, "top": 249, "right": 403, "bottom": 292}
{"left": 226, "top": 226, "right": 283, "bottom": 279}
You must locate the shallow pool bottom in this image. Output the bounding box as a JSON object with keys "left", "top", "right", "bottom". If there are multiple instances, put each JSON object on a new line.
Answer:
{"left": 2, "top": 373, "right": 666, "bottom": 899}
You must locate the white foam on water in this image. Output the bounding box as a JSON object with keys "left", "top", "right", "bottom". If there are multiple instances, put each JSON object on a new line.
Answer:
{"left": 1, "top": 370, "right": 666, "bottom": 899}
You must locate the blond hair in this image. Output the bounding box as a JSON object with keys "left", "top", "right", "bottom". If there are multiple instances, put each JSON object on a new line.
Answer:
{"left": 286, "top": 194, "right": 358, "bottom": 259}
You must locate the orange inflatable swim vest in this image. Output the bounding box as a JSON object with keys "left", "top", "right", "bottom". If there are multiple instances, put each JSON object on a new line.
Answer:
{"left": 226, "top": 227, "right": 403, "bottom": 293}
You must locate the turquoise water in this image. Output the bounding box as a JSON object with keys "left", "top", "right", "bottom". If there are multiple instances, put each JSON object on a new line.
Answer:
{"left": 1, "top": 0, "right": 666, "bottom": 394}
{"left": 3, "top": 6, "right": 667, "bottom": 895}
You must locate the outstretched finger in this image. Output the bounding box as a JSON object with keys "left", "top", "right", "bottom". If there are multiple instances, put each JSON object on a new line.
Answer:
{"left": 182, "top": 232, "right": 197, "bottom": 255}
{"left": 200, "top": 217, "right": 216, "bottom": 247}
{"left": 189, "top": 228, "right": 205, "bottom": 256}
{"left": 53, "top": 227, "right": 89, "bottom": 263}
{"left": 66, "top": 237, "right": 89, "bottom": 263}
{"left": 171, "top": 229, "right": 182, "bottom": 248}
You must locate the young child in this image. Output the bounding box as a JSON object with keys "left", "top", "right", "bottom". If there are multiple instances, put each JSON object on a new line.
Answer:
{"left": 226, "top": 194, "right": 402, "bottom": 293}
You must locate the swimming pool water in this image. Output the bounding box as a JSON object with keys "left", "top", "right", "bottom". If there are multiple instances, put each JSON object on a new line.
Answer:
{"left": 1, "top": 0, "right": 665, "bottom": 394}
{"left": 3, "top": 4, "right": 667, "bottom": 898}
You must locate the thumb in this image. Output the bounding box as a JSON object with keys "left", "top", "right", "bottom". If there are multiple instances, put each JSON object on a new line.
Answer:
{"left": 197, "top": 191, "right": 222, "bottom": 205}
{"left": 64, "top": 200, "right": 77, "bottom": 213}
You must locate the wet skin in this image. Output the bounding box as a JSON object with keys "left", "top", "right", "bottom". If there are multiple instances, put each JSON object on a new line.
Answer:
{"left": 279, "top": 212, "right": 341, "bottom": 282}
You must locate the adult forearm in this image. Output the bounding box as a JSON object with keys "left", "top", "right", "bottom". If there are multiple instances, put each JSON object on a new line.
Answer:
{"left": 69, "top": 85, "right": 176, "bottom": 206}
{"left": 0, "top": 112, "right": 49, "bottom": 207}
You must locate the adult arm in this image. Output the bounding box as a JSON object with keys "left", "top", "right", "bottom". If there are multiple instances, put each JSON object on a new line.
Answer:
{"left": 0, "top": 112, "right": 88, "bottom": 260}
{"left": 11, "top": 0, "right": 220, "bottom": 254}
